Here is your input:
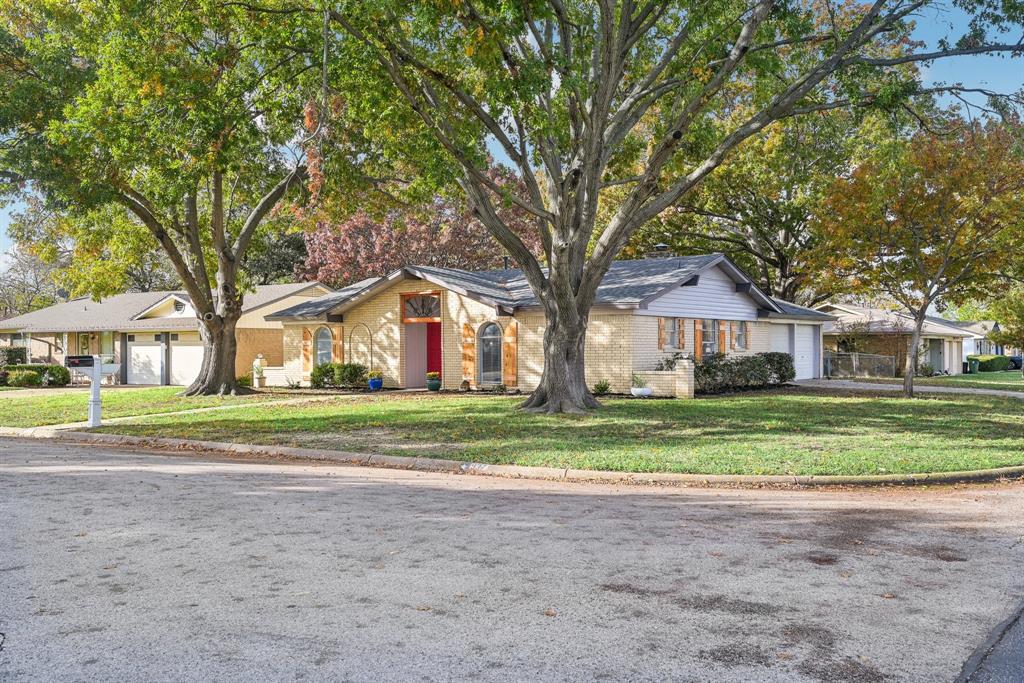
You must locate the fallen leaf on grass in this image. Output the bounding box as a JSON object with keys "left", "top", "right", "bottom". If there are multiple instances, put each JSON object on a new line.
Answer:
{"left": 543, "top": 608, "right": 557, "bottom": 617}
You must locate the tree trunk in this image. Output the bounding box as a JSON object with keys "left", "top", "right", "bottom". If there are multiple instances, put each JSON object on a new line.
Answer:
{"left": 903, "top": 313, "right": 927, "bottom": 399}
{"left": 520, "top": 314, "right": 601, "bottom": 414}
{"left": 184, "top": 311, "right": 244, "bottom": 396}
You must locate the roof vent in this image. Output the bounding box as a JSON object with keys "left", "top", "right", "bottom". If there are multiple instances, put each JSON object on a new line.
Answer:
{"left": 647, "top": 243, "right": 675, "bottom": 258}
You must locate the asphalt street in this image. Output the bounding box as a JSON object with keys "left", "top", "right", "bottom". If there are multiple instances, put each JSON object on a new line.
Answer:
{"left": 2, "top": 438, "right": 1023, "bottom": 682}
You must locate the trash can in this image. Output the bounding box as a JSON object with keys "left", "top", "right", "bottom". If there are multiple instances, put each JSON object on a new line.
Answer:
{"left": 968, "top": 358, "right": 980, "bottom": 374}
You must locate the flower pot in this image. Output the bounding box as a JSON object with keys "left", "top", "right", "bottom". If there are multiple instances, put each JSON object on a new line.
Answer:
{"left": 631, "top": 387, "right": 653, "bottom": 397}
{"left": 368, "top": 377, "right": 384, "bottom": 391}
{"left": 426, "top": 378, "right": 442, "bottom": 392}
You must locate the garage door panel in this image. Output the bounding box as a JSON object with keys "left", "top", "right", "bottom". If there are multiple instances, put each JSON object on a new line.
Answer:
{"left": 793, "top": 325, "right": 817, "bottom": 380}
{"left": 128, "top": 343, "right": 162, "bottom": 385}
{"left": 170, "top": 343, "right": 204, "bottom": 386}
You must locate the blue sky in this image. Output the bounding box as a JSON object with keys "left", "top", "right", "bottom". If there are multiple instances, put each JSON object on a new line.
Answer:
{"left": 2, "top": 6, "right": 1022, "bottom": 258}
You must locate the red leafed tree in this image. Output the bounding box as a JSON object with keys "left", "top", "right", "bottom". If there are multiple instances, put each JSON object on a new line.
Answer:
{"left": 300, "top": 168, "right": 542, "bottom": 287}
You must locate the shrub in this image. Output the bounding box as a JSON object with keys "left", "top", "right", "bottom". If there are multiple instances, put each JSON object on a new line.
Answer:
{"left": 3, "top": 364, "right": 69, "bottom": 387}
{"left": 0, "top": 347, "right": 28, "bottom": 366}
{"left": 969, "top": 354, "right": 1012, "bottom": 372}
{"left": 236, "top": 375, "right": 252, "bottom": 388}
{"left": 917, "top": 362, "right": 935, "bottom": 377}
{"left": 7, "top": 369, "right": 42, "bottom": 387}
{"left": 592, "top": 379, "right": 611, "bottom": 395}
{"left": 338, "top": 363, "right": 369, "bottom": 386}
{"left": 759, "top": 352, "right": 796, "bottom": 385}
{"left": 654, "top": 351, "right": 691, "bottom": 371}
{"left": 309, "top": 363, "right": 334, "bottom": 389}
{"left": 694, "top": 352, "right": 795, "bottom": 394}
{"left": 42, "top": 365, "right": 71, "bottom": 387}
{"left": 0, "top": 369, "right": 6, "bottom": 386}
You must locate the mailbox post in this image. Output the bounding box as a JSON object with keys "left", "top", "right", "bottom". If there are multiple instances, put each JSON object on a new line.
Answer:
{"left": 65, "top": 355, "right": 122, "bottom": 427}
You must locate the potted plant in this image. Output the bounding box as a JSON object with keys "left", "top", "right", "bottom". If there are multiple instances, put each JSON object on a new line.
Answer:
{"left": 630, "top": 374, "right": 652, "bottom": 397}
{"left": 425, "top": 371, "right": 442, "bottom": 392}
{"left": 367, "top": 369, "right": 384, "bottom": 391}
{"left": 252, "top": 364, "right": 265, "bottom": 389}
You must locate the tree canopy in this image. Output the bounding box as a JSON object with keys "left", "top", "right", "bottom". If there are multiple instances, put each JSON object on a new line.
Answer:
{"left": 319, "top": 0, "right": 1024, "bottom": 411}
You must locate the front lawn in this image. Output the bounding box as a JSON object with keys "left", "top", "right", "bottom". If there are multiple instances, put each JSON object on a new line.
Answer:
{"left": 860, "top": 370, "right": 1024, "bottom": 393}
{"left": 0, "top": 386, "right": 308, "bottom": 428}
{"left": 95, "top": 390, "right": 1024, "bottom": 476}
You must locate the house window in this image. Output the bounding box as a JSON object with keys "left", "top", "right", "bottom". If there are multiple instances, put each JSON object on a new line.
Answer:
{"left": 315, "top": 327, "right": 333, "bottom": 366}
{"left": 402, "top": 293, "right": 441, "bottom": 322}
{"left": 702, "top": 319, "right": 719, "bottom": 356}
{"left": 733, "top": 321, "right": 747, "bottom": 350}
{"left": 78, "top": 334, "right": 90, "bottom": 355}
{"left": 662, "top": 318, "right": 681, "bottom": 349}
{"left": 100, "top": 331, "right": 114, "bottom": 355}
{"left": 478, "top": 323, "right": 502, "bottom": 385}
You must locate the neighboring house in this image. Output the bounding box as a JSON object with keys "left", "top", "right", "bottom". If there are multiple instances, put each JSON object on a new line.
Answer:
{"left": 818, "top": 303, "right": 972, "bottom": 375}
{"left": 942, "top": 320, "right": 1009, "bottom": 361}
{"left": 262, "top": 255, "right": 833, "bottom": 395}
{"left": 0, "top": 282, "right": 331, "bottom": 385}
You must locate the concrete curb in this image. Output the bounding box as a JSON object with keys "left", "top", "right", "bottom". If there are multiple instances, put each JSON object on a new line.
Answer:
{"left": 4, "top": 428, "right": 1024, "bottom": 488}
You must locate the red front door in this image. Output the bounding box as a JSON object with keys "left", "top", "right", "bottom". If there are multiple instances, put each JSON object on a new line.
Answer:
{"left": 426, "top": 322, "right": 442, "bottom": 375}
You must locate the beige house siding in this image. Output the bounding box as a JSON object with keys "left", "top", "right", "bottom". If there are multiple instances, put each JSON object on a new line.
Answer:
{"left": 236, "top": 328, "right": 283, "bottom": 377}
{"left": 237, "top": 288, "right": 331, "bottom": 329}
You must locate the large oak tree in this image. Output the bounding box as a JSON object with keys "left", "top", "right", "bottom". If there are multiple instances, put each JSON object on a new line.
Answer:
{"left": 0, "top": 0, "right": 318, "bottom": 394}
{"left": 323, "top": 0, "right": 1024, "bottom": 412}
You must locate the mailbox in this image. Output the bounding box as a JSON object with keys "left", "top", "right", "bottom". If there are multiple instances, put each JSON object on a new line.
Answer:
{"left": 64, "top": 355, "right": 121, "bottom": 427}
{"left": 65, "top": 355, "right": 96, "bottom": 368}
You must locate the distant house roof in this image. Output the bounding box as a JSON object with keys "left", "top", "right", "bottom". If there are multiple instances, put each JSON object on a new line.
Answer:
{"left": 818, "top": 303, "right": 973, "bottom": 338}
{"left": 267, "top": 255, "right": 819, "bottom": 322}
{"left": 941, "top": 319, "right": 1000, "bottom": 338}
{"left": 764, "top": 298, "right": 835, "bottom": 321}
{"left": 0, "top": 282, "right": 325, "bottom": 334}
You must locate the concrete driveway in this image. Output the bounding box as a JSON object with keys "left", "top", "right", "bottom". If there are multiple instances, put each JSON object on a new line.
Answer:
{"left": 2, "top": 439, "right": 1023, "bottom": 682}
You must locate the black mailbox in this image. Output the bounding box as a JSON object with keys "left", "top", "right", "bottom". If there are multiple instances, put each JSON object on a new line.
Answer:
{"left": 65, "top": 355, "right": 96, "bottom": 368}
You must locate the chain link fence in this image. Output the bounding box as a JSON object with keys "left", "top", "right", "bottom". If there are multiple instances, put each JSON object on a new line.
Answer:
{"left": 824, "top": 352, "right": 896, "bottom": 379}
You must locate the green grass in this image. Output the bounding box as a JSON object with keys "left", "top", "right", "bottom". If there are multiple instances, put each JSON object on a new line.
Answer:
{"left": 0, "top": 386, "right": 306, "bottom": 428}
{"left": 94, "top": 390, "right": 1024, "bottom": 476}
{"left": 860, "top": 370, "right": 1024, "bottom": 392}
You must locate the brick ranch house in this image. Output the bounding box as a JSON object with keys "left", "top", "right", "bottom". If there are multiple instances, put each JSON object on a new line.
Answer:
{"left": 0, "top": 282, "right": 331, "bottom": 385}
{"left": 262, "top": 255, "right": 832, "bottom": 397}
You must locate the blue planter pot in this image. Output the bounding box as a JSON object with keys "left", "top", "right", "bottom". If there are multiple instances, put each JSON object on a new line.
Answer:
{"left": 368, "top": 377, "right": 384, "bottom": 391}
{"left": 426, "top": 378, "right": 442, "bottom": 392}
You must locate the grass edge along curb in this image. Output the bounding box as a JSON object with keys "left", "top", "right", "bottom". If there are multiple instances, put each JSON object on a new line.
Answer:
{"left": 10, "top": 429, "right": 1024, "bottom": 488}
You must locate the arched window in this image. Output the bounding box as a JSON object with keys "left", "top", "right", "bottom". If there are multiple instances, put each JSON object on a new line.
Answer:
{"left": 478, "top": 323, "right": 502, "bottom": 385}
{"left": 315, "top": 327, "right": 333, "bottom": 366}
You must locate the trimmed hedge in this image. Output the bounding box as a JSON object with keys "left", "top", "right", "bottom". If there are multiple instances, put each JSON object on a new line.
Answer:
{"left": 0, "top": 347, "right": 28, "bottom": 366}
{"left": 310, "top": 362, "right": 368, "bottom": 389}
{"left": 695, "top": 352, "right": 796, "bottom": 395}
{"left": 2, "top": 364, "right": 71, "bottom": 387}
{"left": 968, "top": 354, "right": 1012, "bottom": 372}
{"left": 7, "top": 369, "right": 42, "bottom": 387}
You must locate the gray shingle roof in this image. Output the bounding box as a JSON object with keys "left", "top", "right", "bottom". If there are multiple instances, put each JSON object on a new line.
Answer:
{"left": 766, "top": 298, "right": 835, "bottom": 321}
{"left": 268, "top": 255, "right": 801, "bottom": 321}
{"left": 820, "top": 304, "right": 973, "bottom": 338}
{"left": 0, "top": 282, "right": 324, "bottom": 333}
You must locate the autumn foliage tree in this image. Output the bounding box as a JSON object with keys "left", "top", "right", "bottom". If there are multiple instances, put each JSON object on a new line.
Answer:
{"left": 300, "top": 169, "right": 542, "bottom": 287}
{"left": 817, "top": 122, "right": 1024, "bottom": 397}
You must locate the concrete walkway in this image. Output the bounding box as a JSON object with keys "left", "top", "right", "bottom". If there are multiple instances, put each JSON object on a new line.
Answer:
{"left": 797, "top": 379, "right": 1024, "bottom": 400}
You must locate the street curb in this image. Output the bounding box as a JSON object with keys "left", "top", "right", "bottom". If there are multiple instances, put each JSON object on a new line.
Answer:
{"left": 956, "top": 600, "right": 1024, "bottom": 682}
{"left": 4, "top": 428, "right": 1024, "bottom": 488}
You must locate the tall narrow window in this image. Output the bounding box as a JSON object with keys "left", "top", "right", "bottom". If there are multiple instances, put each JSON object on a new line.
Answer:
{"left": 315, "top": 327, "right": 333, "bottom": 366}
{"left": 478, "top": 323, "right": 502, "bottom": 385}
{"left": 702, "top": 319, "right": 719, "bottom": 356}
{"left": 661, "top": 318, "right": 681, "bottom": 349}
{"left": 733, "top": 321, "right": 747, "bottom": 350}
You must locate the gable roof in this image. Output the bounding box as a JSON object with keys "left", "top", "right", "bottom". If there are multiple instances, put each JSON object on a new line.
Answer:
{"left": 942, "top": 319, "right": 999, "bottom": 338}
{"left": 0, "top": 282, "right": 326, "bottom": 334}
{"left": 764, "top": 298, "right": 835, "bottom": 321}
{"left": 267, "top": 255, "right": 794, "bottom": 321}
{"left": 818, "top": 303, "right": 973, "bottom": 338}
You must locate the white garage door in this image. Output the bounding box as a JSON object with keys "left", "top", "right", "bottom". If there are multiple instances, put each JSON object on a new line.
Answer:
{"left": 170, "top": 343, "right": 204, "bottom": 386}
{"left": 769, "top": 323, "right": 791, "bottom": 354}
{"left": 128, "top": 341, "right": 163, "bottom": 385}
{"left": 793, "top": 325, "right": 818, "bottom": 380}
